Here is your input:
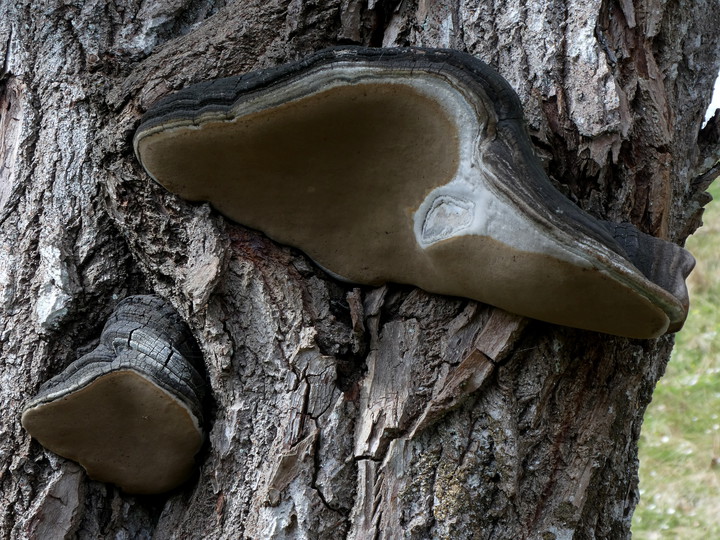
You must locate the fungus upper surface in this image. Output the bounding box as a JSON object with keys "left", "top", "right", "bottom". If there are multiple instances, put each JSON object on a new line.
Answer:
{"left": 134, "top": 46, "right": 694, "bottom": 339}
{"left": 21, "top": 295, "right": 205, "bottom": 494}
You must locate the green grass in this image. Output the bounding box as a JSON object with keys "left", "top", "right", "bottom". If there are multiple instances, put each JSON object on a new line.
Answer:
{"left": 633, "top": 181, "right": 720, "bottom": 539}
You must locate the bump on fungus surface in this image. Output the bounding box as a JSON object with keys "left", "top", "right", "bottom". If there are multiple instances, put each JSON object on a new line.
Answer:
{"left": 133, "top": 46, "right": 694, "bottom": 339}
{"left": 21, "top": 295, "right": 205, "bottom": 494}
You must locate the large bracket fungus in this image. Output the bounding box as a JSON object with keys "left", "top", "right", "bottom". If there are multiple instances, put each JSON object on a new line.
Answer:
{"left": 22, "top": 295, "right": 205, "bottom": 494}
{"left": 134, "top": 47, "right": 694, "bottom": 339}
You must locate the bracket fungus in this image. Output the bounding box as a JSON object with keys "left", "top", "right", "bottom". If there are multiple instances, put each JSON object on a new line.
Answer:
{"left": 134, "top": 47, "right": 694, "bottom": 339}
{"left": 21, "top": 295, "right": 205, "bottom": 494}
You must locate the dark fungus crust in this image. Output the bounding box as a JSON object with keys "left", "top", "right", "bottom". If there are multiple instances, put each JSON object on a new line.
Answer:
{"left": 134, "top": 46, "right": 694, "bottom": 338}
{"left": 21, "top": 295, "right": 205, "bottom": 494}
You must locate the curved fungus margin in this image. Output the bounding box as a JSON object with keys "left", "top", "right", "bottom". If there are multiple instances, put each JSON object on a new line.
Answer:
{"left": 21, "top": 295, "right": 206, "bottom": 494}
{"left": 134, "top": 46, "right": 694, "bottom": 339}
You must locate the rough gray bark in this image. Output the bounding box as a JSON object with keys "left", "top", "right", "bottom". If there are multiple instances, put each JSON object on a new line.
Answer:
{"left": 0, "top": 0, "right": 717, "bottom": 538}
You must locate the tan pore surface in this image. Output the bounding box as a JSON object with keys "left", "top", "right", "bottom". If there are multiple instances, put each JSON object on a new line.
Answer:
{"left": 137, "top": 82, "right": 669, "bottom": 338}
{"left": 137, "top": 83, "right": 458, "bottom": 284}
{"left": 425, "top": 235, "right": 669, "bottom": 338}
{"left": 21, "top": 370, "right": 203, "bottom": 494}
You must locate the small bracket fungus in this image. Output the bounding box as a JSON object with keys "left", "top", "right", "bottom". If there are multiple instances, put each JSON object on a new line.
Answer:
{"left": 21, "top": 295, "right": 206, "bottom": 494}
{"left": 133, "top": 47, "right": 694, "bottom": 339}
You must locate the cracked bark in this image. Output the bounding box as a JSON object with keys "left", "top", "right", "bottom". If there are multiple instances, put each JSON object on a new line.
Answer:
{"left": 1, "top": 0, "right": 718, "bottom": 538}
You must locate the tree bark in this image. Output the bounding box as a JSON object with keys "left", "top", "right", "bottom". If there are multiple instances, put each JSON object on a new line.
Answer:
{"left": 1, "top": 0, "right": 718, "bottom": 538}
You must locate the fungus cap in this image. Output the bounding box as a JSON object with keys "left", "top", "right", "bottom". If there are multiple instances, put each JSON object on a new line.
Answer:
{"left": 21, "top": 295, "right": 205, "bottom": 494}
{"left": 134, "top": 47, "right": 694, "bottom": 339}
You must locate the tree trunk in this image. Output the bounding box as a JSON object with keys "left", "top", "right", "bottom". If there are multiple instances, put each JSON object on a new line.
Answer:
{"left": 1, "top": 0, "right": 718, "bottom": 538}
